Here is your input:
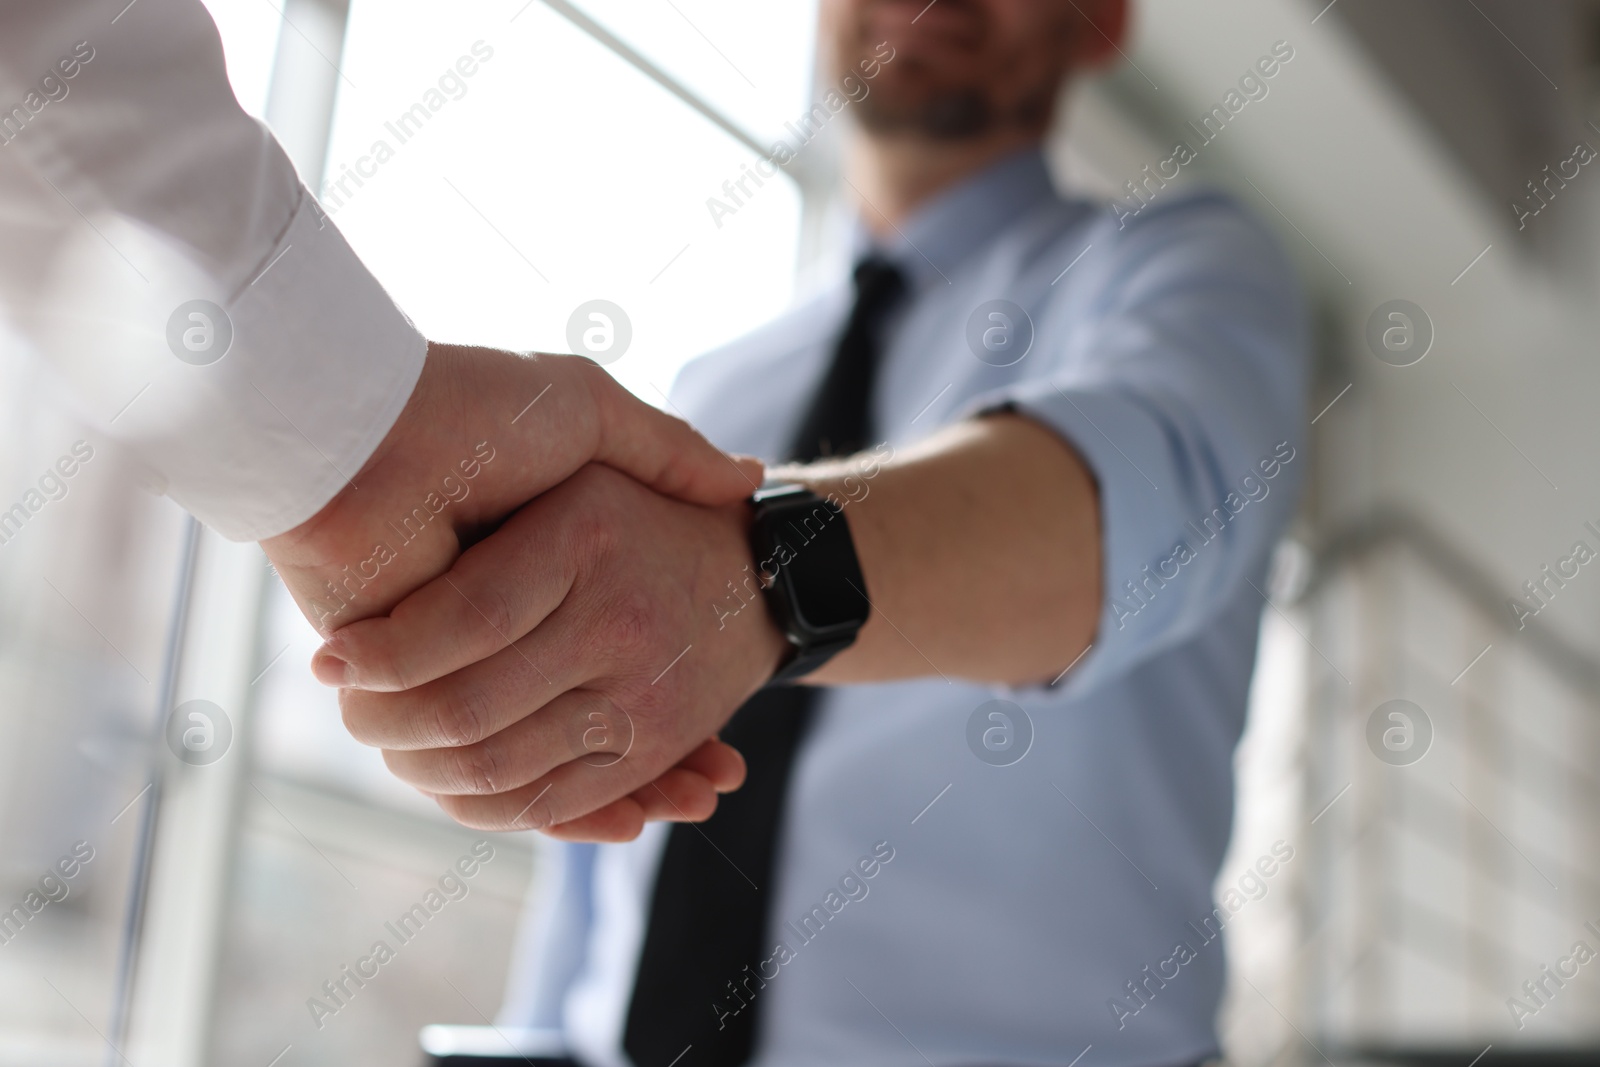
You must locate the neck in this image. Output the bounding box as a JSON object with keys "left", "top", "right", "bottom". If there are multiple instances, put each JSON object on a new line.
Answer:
{"left": 846, "top": 128, "right": 1044, "bottom": 235}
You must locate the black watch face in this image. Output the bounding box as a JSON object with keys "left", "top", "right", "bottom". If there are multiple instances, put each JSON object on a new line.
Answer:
{"left": 780, "top": 531, "right": 869, "bottom": 630}
{"left": 753, "top": 492, "right": 870, "bottom": 637}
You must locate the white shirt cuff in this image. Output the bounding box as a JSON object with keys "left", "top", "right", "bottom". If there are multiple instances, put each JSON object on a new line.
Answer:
{"left": 136, "top": 190, "right": 426, "bottom": 541}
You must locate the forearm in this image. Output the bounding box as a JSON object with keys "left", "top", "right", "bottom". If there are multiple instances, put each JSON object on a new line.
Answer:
{"left": 780, "top": 412, "right": 1101, "bottom": 688}
{"left": 0, "top": 0, "right": 426, "bottom": 540}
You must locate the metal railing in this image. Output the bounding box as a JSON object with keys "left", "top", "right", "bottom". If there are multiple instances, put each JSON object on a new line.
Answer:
{"left": 1293, "top": 506, "right": 1600, "bottom": 1053}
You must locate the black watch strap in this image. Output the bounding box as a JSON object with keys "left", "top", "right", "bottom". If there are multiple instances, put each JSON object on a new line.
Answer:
{"left": 770, "top": 637, "right": 855, "bottom": 683}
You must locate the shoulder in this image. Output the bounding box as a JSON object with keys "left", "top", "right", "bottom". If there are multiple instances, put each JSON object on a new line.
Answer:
{"left": 1072, "top": 187, "right": 1300, "bottom": 298}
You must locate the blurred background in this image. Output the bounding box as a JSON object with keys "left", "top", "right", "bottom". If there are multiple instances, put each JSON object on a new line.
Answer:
{"left": 1, "top": 0, "right": 1598, "bottom": 1064}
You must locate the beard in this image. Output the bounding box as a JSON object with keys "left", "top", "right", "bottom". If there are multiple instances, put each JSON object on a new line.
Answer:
{"left": 833, "top": 1, "right": 1066, "bottom": 141}
{"left": 854, "top": 75, "right": 1057, "bottom": 140}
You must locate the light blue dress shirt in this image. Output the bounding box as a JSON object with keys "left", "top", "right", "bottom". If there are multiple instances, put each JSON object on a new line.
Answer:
{"left": 501, "top": 147, "right": 1310, "bottom": 1067}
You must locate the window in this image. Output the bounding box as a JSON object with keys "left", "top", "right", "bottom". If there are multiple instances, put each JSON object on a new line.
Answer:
{"left": 320, "top": 0, "right": 814, "bottom": 401}
{"left": 0, "top": 362, "right": 191, "bottom": 1066}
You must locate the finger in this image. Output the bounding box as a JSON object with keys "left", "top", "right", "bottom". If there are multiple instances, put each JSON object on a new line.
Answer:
{"left": 338, "top": 616, "right": 596, "bottom": 751}
{"left": 674, "top": 738, "right": 747, "bottom": 794}
{"left": 541, "top": 739, "right": 742, "bottom": 842}
{"left": 431, "top": 731, "right": 689, "bottom": 833}
{"left": 545, "top": 766, "right": 722, "bottom": 843}
{"left": 586, "top": 367, "right": 764, "bottom": 506}
{"left": 631, "top": 767, "right": 722, "bottom": 822}
{"left": 543, "top": 797, "right": 647, "bottom": 843}
{"left": 381, "top": 688, "right": 630, "bottom": 795}
{"left": 313, "top": 498, "right": 574, "bottom": 691}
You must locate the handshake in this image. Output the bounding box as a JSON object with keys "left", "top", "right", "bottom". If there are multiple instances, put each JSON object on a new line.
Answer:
{"left": 261, "top": 342, "right": 793, "bottom": 842}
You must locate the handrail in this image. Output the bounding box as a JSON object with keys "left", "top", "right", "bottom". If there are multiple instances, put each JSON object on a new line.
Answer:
{"left": 1300, "top": 506, "right": 1600, "bottom": 698}
{"left": 1298, "top": 506, "right": 1600, "bottom": 1054}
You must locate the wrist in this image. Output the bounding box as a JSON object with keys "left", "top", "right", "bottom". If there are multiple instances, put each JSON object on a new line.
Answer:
{"left": 762, "top": 455, "right": 896, "bottom": 686}
{"left": 711, "top": 500, "right": 791, "bottom": 689}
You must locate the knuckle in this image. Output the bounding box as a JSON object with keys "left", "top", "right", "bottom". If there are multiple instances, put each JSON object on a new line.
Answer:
{"left": 614, "top": 682, "right": 667, "bottom": 739}
{"left": 575, "top": 694, "right": 635, "bottom": 765}
{"left": 563, "top": 474, "right": 625, "bottom": 555}
{"left": 562, "top": 498, "right": 606, "bottom": 552}
{"left": 533, "top": 790, "right": 576, "bottom": 831}
{"left": 470, "top": 583, "right": 520, "bottom": 645}
{"left": 518, "top": 804, "right": 555, "bottom": 832}
{"left": 428, "top": 686, "right": 490, "bottom": 748}
{"left": 595, "top": 587, "right": 657, "bottom": 662}
{"left": 441, "top": 740, "right": 504, "bottom": 795}
{"left": 323, "top": 625, "right": 378, "bottom": 686}
{"left": 503, "top": 788, "right": 556, "bottom": 832}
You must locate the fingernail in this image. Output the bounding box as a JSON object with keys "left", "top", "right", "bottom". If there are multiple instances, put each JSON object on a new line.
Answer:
{"left": 311, "top": 651, "right": 351, "bottom": 687}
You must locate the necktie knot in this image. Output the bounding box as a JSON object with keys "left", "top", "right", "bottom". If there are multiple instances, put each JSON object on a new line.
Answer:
{"left": 851, "top": 254, "right": 908, "bottom": 327}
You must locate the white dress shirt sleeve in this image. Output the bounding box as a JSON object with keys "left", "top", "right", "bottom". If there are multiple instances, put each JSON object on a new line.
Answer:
{"left": 0, "top": 0, "right": 426, "bottom": 540}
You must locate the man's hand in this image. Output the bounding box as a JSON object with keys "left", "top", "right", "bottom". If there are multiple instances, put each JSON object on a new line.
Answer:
{"left": 262, "top": 342, "right": 762, "bottom": 629}
{"left": 308, "top": 463, "right": 789, "bottom": 838}
{"left": 261, "top": 342, "right": 764, "bottom": 838}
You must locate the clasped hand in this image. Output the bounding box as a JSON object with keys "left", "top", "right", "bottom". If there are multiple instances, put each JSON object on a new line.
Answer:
{"left": 262, "top": 343, "right": 786, "bottom": 841}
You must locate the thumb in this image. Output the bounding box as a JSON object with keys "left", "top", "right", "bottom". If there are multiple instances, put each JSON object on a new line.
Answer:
{"left": 589, "top": 369, "right": 763, "bottom": 504}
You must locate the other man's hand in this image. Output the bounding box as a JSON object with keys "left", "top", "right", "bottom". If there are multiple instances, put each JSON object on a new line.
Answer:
{"left": 309, "top": 463, "right": 789, "bottom": 838}
{"left": 261, "top": 343, "right": 763, "bottom": 839}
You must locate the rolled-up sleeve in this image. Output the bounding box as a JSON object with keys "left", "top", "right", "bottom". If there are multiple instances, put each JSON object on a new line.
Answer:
{"left": 970, "top": 193, "right": 1310, "bottom": 694}
{"left": 0, "top": 0, "right": 425, "bottom": 540}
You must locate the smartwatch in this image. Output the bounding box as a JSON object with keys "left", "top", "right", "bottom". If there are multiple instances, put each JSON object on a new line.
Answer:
{"left": 747, "top": 484, "right": 871, "bottom": 683}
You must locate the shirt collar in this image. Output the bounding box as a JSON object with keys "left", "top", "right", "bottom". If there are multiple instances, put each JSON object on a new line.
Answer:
{"left": 852, "top": 144, "right": 1059, "bottom": 288}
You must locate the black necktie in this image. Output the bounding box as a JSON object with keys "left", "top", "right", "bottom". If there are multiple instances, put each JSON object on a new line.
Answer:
{"left": 622, "top": 257, "right": 908, "bottom": 1067}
